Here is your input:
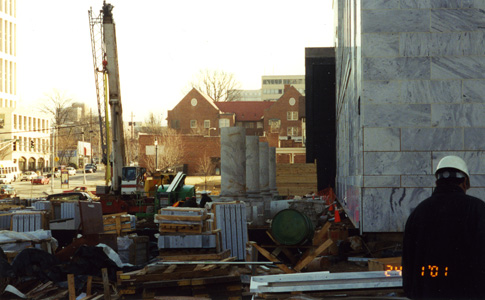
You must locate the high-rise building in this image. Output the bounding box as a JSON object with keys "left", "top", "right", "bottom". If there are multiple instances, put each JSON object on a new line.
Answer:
{"left": 0, "top": 1, "right": 51, "bottom": 172}
{"left": 261, "top": 75, "right": 305, "bottom": 101}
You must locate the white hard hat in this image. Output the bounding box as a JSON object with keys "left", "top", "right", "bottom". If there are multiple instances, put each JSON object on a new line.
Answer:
{"left": 435, "top": 155, "right": 470, "bottom": 187}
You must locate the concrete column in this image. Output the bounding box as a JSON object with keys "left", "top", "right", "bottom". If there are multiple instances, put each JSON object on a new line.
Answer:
{"left": 259, "top": 142, "right": 270, "bottom": 194}
{"left": 246, "top": 136, "right": 264, "bottom": 225}
{"left": 246, "top": 136, "right": 260, "bottom": 196}
{"left": 220, "top": 127, "right": 246, "bottom": 200}
{"left": 269, "top": 146, "right": 278, "bottom": 196}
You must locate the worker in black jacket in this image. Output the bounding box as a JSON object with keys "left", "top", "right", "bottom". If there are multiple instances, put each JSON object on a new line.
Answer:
{"left": 403, "top": 155, "right": 485, "bottom": 299}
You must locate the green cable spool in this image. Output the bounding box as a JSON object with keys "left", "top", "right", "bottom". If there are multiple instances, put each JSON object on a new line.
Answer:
{"left": 270, "top": 209, "right": 315, "bottom": 246}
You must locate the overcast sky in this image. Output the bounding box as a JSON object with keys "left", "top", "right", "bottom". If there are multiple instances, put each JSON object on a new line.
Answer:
{"left": 16, "top": 1, "right": 334, "bottom": 123}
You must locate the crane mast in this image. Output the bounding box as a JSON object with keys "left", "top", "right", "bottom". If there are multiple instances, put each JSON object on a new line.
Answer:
{"left": 88, "top": 6, "right": 108, "bottom": 166}
{"left": 89, "top": 2, "right": 126, "bottom": 193}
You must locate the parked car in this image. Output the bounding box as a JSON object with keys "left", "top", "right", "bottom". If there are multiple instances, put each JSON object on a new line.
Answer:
{"left": 84, "top": 165, "right": 96, "bottom": 173}
{"left": 20, "top": 171, "right": 37, "bottom": 181}
{"left": 0, "top": 184, "right": 15, "bottom": 195}
{"left": 46, "top": 170, "right": 61, "bottom": 178}
{"left": 31, "top": 176, "right": 50, "bottom": 185}
{"left": 66, "top": 167, "right": 76, "bottom": 175}
{"left": 0, "top": 174, "right": 12, "bottom": 184}
{"left": 85, "top": 163, "right": 97, "bottom": 173}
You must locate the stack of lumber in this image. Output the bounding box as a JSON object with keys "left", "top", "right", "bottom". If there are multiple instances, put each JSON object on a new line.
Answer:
{"left": 276, "top": 163, "right": 317, "bottom": 197}
{"left": 102, "top": 213, "right": 135, "bottom": 236}
{"left": 117, "top": 261, "right": 243, "bottom": 299}
{"left": 155, "top": 207, "right": 210, "bottom": 234}
{"left": 155, "top": 207, "right": 223, "bottom": 258}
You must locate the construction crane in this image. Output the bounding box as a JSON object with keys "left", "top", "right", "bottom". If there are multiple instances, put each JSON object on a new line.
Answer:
{"left": 88, "top": 2, "right": 127, "bottom": 194}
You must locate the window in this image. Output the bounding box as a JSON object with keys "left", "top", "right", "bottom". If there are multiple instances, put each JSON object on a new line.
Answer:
{"left": 204, "top": 120, "right": 210, "bottom": 129}
{"left": 269, "top": 119, "right": 280, "bottom": 133}
{"left": 219, "top": 119, "right": 229, "bottom": 128}
{"left": 190, "top": 120, "right": 197, "bottom": 128}
{"left": 171, "top": 119, "right": 180, "bottom": 129}
{"left": 257, "top": 121, "right": 263, "bottom": 129}
{"left": 287, "top": 127, "right": 299, "bottom": 136}
{"left": 287, "top": 111, "right": 298, "bottom": 120}
{"left": 244, "top": 122, "right": 254, "bottom": 128}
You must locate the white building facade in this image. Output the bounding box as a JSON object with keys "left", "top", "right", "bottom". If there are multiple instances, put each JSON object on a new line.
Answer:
{"left": 335, "top": 0, "right": 485, "bottom": 233}
{"left": 0, "top": 0, "right": 51, "bottom": 172}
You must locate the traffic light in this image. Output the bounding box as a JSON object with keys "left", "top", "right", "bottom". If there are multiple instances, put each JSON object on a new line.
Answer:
{"left": 30, "top": 140, "right": 34, "bottom": 149}
{"left": 12, "top": 141, "right": 16, "bottom": 151}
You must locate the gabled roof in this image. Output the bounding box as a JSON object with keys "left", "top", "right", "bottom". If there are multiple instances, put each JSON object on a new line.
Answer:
{"left": 215, "top": 101, "right": 274, "bottom": 121}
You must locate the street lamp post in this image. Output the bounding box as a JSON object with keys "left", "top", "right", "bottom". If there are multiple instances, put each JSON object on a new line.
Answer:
{"left": 82, "top": 131, "right": 86, "bottom": 185}
{"left": 154, "top": 139, "right": 158, "bottom": 171}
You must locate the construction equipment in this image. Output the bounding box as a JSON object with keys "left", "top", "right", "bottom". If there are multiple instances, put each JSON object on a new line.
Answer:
{"left": 89, "top": 3, "right": 194, "bottom": 219}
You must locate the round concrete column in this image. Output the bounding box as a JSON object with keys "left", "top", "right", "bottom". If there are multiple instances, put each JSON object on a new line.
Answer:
{"left": 220, "top": 127, "right": 246, "bottom": 200}
{"left": 259, "top": 142, "right": 270, "bottom": 194}
{"left": 269, "top": 146, "right": 278, "bottom": 196}
{"left": 246, "top": 136, "right": 260, "bottom": 196}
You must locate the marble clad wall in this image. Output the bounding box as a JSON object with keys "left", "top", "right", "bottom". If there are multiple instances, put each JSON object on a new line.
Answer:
{"left": 335, "top": 0, "right": 485, "bottom": 232}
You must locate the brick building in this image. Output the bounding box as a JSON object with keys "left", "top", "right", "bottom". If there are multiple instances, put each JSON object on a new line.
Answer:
{"left": 138, "top": 133, "right": 220, "bottom": 176}
{"left": 164, "top": 86, "right": 306, "bottom": 172}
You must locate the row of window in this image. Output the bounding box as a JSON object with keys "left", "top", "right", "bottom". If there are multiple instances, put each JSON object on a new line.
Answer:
{"left": 262, "top": 79, "right": 304, "bottom": 85}
{"left": 0, "top": 0, "right": 15, "bottom": 18}
{"left": 0, "top": 19, "right": 16, "bottom": 57}
{"left": 0, "top": 59, "right": 16, "bottom": 95}
{"left": 12, "top": 136, "right": 49, "bottom": 152}
{"left": 13, "top": 114, "right": 49, "bottom": 132}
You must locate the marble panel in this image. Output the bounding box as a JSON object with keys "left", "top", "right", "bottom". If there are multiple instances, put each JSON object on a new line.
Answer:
{"left": 363, "top": 57, "right": 430, "bottom": 81}
{"left": 431, "top": 104, "right": 485, "bottom": 127}
{"left": 362, "top": 187, "right": 430, "bottom": 232}
{"left": 464, "top": 128, "right": 485, "bottom": 150}
{"left": 401, "top": 80, "right": 461, "bottom": 104}
{"left": 363, "top": 128, "right": 400, "bottom": 151}
{"left": 364, "top": 151, "right": 431, "bottom": 175}
{"left": 432, "top": 57, "right": 485, "bottom": 80}
{"left": 470, "top": 175, "right": 485, "bottom": 188}
{"left": 362, "top": 33, "right": 399, "bottom": 57}
{"left": 362, "top": 0, "right": 400, "bottom": 9}
{"left": 463, "top": 80, "right": 485, "bottom": 103}
{"left": 463, "top": 0, "right": 485, "bottom": 8}
{"left": 401, "top": 0, "right": 462, "bottom": 8}
{"left": 401, "top": 175, "right": 436, "bottom": 187}
{"left": 401, "top": 128, "right": 463, "bottom": 151}
{"left": 431, "top": 8, "right": 485, "bottom": 32}
{"left": 431, "top": 151, "right": 485, "bottom": 174}
{"left": 363, "top": 104, "right": 431, "bottom": 127}
{"left": 400, "top": 33, "right": 431, "bottom": 57}
{"left": 363, "top": 9, "right": 429, "bottom": 33}
{"left": 362, "top": 81, "right": 400, "bottom": 104}
{"left": 468, "top": 188, "right": 485, "bottom": 201}
{"left": 430, "top": 32, "right": 474, "bottom": 57}
{"left": 364, "top": 176, "right": 401, "bottom": 187}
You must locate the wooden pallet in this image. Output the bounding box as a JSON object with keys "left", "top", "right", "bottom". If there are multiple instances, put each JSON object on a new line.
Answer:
{"left": 103, "top": 213, "right": 134, "bottom": 236}
{"left": 159, "top": 223, "right": 203, "bottom": 233}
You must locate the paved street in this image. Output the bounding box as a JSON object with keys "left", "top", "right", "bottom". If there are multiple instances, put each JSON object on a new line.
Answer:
{"left": 11, "top": 166, "right": 107, "bottom": 199}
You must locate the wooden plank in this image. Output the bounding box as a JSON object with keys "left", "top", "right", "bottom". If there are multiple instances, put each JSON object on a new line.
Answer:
{"left": 86, "top": 276, "right": 93, "bottom": 296}
{"left": 68, "top": 274, "right": 76, "bottom": 300}
{"left": 266, "top": 231, "right": 298, "bottom": 265}
{"left": 159, "top": 223, "right": 203, "bottom": 233}
{"left": 163, "top": 264, "right": 178, "bottom": 273}
{"left": 252, "top": 243, "right": 296, "bottom": 274}
{"left": 294, "top": 239, "right": 333, "bottom": 272}
{"left": 160, "top": 249, "right": 231, "bottom": 261}
{"left": 156, "top": 214, "right": 207, "bottom": 221}
{"left": 312, "top": 222, "right": 332, "bottom": 246}
{"left": 102, "top": 268, "right": 111, "bottom": 300}
{"left": 102, "top": 216, "right": 131, "bottom": 225}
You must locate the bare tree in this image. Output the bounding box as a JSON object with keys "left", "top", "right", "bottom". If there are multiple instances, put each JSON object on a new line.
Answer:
{"left": 188, "top": 69, "right": 242, "bottom": 102}
{"left": 196, "top": 152, "right": 215, "bottom": 192}
{"left": 142, "top": 112, "right": 164, "bottom": 134}
{"left": 0, "top": 142, "right": 12, "bottom": 160}
{"left": 38, "top": 89, "right": 74, "bottom": 127}
{"left": 141, "top": 129, "right": 183, "bottom": 174}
